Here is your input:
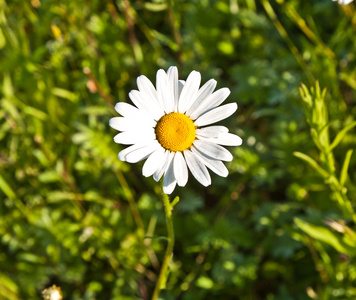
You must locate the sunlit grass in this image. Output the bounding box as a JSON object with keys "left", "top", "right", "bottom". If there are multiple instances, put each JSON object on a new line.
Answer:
{"left": 0, "top": 0, "right": 355, "bottom": 299}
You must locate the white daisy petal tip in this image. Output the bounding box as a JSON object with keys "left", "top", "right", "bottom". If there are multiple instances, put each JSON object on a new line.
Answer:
{"left": 173, "top": 152, "right": 189, "bottom": 187}
{"left": 109, "top": 117, "right": 116, "bottom": 129}
{"left": 118, "top": 152, "right": 126, "bottom": 162}
{"left": 114, "top": 103, "right": 121, "bottom": 114}
{"left": 142, "top": 147, "right": 165, "bottom": 177}
{"left": 110, "top": 66, "right": 241, "bottom": 194}
{"left": 183, "top": 150, "right": 211, "bottom": 187}
{"left": 333, "top": 0, "right": 354, "bottom": 5}
{"left": 235, "top": 135, "right": 243, "bottom": 146}
{"left": 163, "top": 180, "right": 177, "bottom": 195}
{"left": 198, "top": 133, "right": 243, "bottom": 147}
{"left": 191, "top": 146, "right": 229, "bottom": 177}
{"left": 163, "top": 158, "right": 177, "bottom": 194}
{"left": 167, "top": 66, "right": 178, "bottom": 73}
{"left": 178, "top": 70, "right": 201, "bottom": 113}
{"left": 125, "top": 142, "right": 160, "bottom": 163}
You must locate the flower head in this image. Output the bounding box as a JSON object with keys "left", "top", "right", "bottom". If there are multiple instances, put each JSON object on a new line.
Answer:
{"left": 110, "top": 67, "right": 242, "bottom": 194}
{"left": 42, "top": 285, "right": 63, "bottom": 300}
{"left": 333, "top": 0, "right": 354, "bottom": 4}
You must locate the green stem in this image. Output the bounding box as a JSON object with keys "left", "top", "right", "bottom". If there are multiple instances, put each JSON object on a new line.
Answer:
{"left": 152, "top": 191, "right": 174, "bottom": 300}
{"left": 167, "top": 0, "right": 182, "bottom": 64}
{"left": 261, "top": 0, "right": 314, "bottom": 83}
{"left": 114, "top": 169, "right": 145, "bottom": 232}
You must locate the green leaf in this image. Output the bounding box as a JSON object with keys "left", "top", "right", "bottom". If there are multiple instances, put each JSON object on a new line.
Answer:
{"left": 319, "top": 121, "right": 334, "bottom": 141}
{"left": 38, "top": 171, "right": 62, "bottom": 183}
{"left": 329, "top": 121, "right": 356, "bottom": 151}
{"left": 0, "top": 27, "right": 6, "bottom": 49}
{"left": 293, "top": 151, "right": 329, "bottom": 179}
{"left": 0, "top": 174, "right": 16, "bottom": 200}
{"left": 0, "top": 273, "right": 21, "bottom": 300}
{"left": 310, "top": 128, "right": 323, "bottom": 151}
{"left": 23, "top": 106, "right": 48, "bottom": 120}
{"left": 339, "top": 71, "right": 356, "bottom": 89}
{"left": 196, "top": 276, "right": 214, "bottom": 289}
{"left": 18, "top": 253, "right": 46, "bottom": 264}
{"left": 144, "top": 2, "right": 167, "bottom": 11}
{"left": 170, "top": 196, "right": 180, "bottom": 208}
{"left": 52, "top": 87, "right": 78, "bottom": 102}
{"left": 340, "top": 149, "right": 353, "bottom": 187}
{"left": 143, "top": 236, "right": 169, "bottom": 241}
{"left": 2, "top": 73, "right": 14, "bottom": 97}
{"left": 151, "top": 29, "right": 179, "bottom": 51}
{"left": 294, "top": 218, "right": 356, "bottom": 256}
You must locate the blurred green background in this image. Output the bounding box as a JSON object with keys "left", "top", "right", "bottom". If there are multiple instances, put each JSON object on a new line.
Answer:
{"left": 1, "top": 0, "right": 356, "bottom": 299}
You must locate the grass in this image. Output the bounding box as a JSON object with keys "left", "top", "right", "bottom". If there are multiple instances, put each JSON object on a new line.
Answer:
{"left": 0, "top": 0, "right": 356, "bottom": 299}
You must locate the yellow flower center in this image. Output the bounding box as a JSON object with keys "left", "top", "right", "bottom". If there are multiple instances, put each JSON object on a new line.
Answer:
{"left": 155, "top": 112, "right": 196, "bottom": 152}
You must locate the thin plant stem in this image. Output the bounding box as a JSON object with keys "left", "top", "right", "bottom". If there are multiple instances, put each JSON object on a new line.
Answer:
{"left": 114, "top": 169, "right": 145, "bottom": 231}
{"left": 167, "top": 0, "right": 182, "bottom": 64}
{"left": 285, "top": 5, "right": 335, "bottom": 59}
{"left": 83, "top": 67, "right": 115, "bottom": 108}
{"left": 114, "top": 169, "right": 160, "bottom": 270}
{"left": 261, "top": 0, "right": 314, "bottom": 83}
{"left": 122, "top": 0, "right": 144, "bottom": 65}
{"left": 152, "top": 190, "right": 174, "bottom": 300}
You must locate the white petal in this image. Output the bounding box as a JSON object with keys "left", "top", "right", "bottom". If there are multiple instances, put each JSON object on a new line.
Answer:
{"left": 124, "top": 141, "right": 160, "bottom": 163}
{"left": 137, "top": 75, "right": 164, "bottom": 116}
{"left": 109, "top": 117, "right": 155, "bottom": 132}
{"left": 186, "top": 79, "right": 217, "bottom": 117}
{"left": 151, "top": 150, "right": 169, "bottom": 181}
{"left": 118, "top": 144, "right": 146, "bottom": 161}
{"left": 183, "top": 150, "right": 211, "bottom": 187}
{"left": 194, "top": 103, "right": 237, "bottom": 127}
{"left": 115, "top": 102, "right": 139, "bottom": 116}
{"left": 167, "top": 67, "right": 179, "bottom": 112}
{"left": 189, "top": 88, "right": 231, "bottom": 120}
{"left": 156, "top": 69, "right": 174, "bottom": 113}
{"left": 142, "top": 146, "right": 166, "bottom": 177}
{"left": 178, "top": 71, "right": 201, "bottom": 113}
{"left": 114, "top": 130, "right": 155, "bottom": 145}
{"left": 191, "top": 146, "right": 228, "bottom": 177}
{"left": 163, "top": 157, "right": 177, "bottom": 194}
{"left": 336, "top": 0, "right": 353, "bottom": 4}
{"left": 128, "top": 90, "right": 153, "bottom": 117}
{"left": 193, "top": 139, "right": 233, "bottom": 161}
{"left": 109, "top": 117, "right": 126, "bottom": 131}
{"left": 114, "top": 103, "right": 157, "bottom": 127}
{"left": 173, "top": 151, "right": 188, "bottom": 187}
{"left": 198, "top": 133, "right": 243, "bottom": 146}
{"left": 153, "top": 151, "right": 173, "bottom": 182}
{"left": 129, "top": 90, "right": 162, "bottom": 120}
{"left": 178, "top": 80, "right": 185, "bottom": 98}
{"left": 163, "top": 181, "right": 177, "bottom": 194}
{"left": 195, "top": 126, "right": 229, "bottom": 138}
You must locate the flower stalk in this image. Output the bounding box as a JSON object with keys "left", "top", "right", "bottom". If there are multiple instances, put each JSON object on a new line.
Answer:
{"left": 152, "top": 190, "right": 175, "bottom": 300}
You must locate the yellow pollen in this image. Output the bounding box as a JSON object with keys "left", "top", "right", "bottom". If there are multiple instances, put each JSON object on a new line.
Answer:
{"left": 155, "top": 112, "right": 196, "bottom": 152}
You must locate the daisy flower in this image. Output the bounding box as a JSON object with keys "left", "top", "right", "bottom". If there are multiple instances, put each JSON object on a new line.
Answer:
{"left": 110, "top": 67, "right": 242, "bottom": 194}
{"left": 333, "top": 0, "right": 354, "bottom": 4}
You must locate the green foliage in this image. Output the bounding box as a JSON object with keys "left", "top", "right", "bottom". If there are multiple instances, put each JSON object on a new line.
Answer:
{"left": 0, "top": 0, "right": 356, "bottom": 299}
